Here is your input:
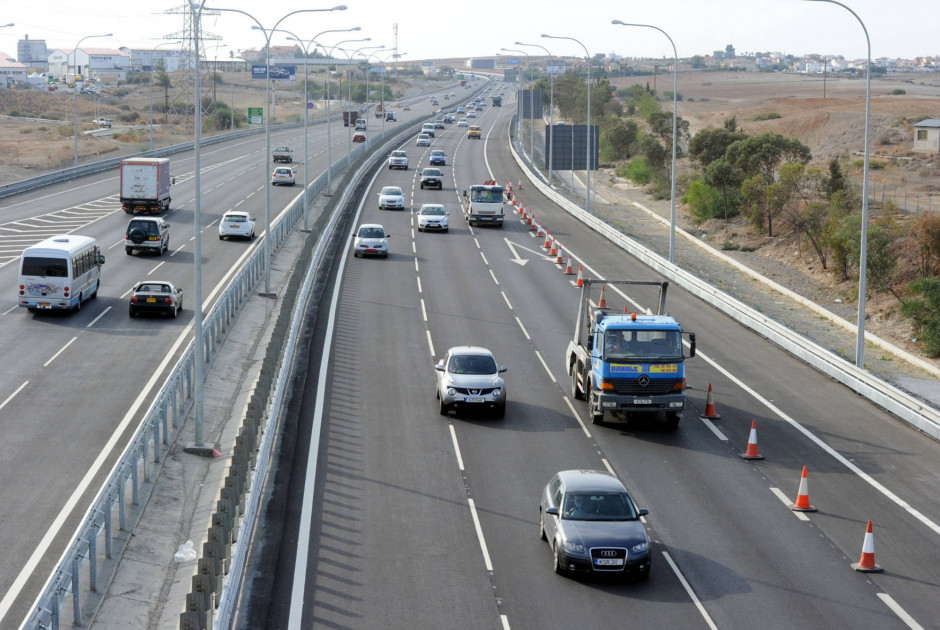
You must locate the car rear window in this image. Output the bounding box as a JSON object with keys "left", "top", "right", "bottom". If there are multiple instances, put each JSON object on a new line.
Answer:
{"left": 225, "top": 214, "right": 248, "bottom": 222}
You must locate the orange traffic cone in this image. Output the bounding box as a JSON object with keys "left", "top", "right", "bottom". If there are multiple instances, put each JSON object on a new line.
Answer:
{"left": 700, "top": 383, "right": 721, "bottom": 420}
{"left": 851, "top": 520, "right": 883, "bottom": 572}
{"left": 565, "top": 254, "right": 574, "bottom": 275}
{"left": 624, "top": 305, "right": 630, "bottom": 313}
{"left": 529, "top": 215, "right": 537, "bottom": 229}
{"left": 543, "top": 231, "right": 552, "bottom": 248}
{"left": 555, "top": 246, "right": 563, "bottom": 264}
{"left": 506, "top": 180, "right": 512, "bottom": 191}
{"left": 740, "top": 420, "right": 764, "bottom": 460}
{"left": 575, "top": 265, "right": 584, "bottom": 287}
{"left": 598, "top": 285, "right": 607, "bottom": 308}
{"left": 518, "top": 179, "right": 523, "bottom": 190}
{"left": 789, "top": 466, "right": 816, "bottom": 512}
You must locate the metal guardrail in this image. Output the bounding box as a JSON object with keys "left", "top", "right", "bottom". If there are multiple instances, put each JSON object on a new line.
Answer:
{"left": 507, "top": 115, "right": 940, "bottom": 441}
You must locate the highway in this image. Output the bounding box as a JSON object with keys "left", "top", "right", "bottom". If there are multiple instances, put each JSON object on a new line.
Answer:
{"left": 0, "top": 90, "right": 450, "bottom": 627}
{"left": 242, "top": 88, "right": 940, "bottom": 629}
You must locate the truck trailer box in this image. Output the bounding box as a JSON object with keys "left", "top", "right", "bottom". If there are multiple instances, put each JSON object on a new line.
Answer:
{"left": 120, "top": 158, "right": 171, "bottom": 214}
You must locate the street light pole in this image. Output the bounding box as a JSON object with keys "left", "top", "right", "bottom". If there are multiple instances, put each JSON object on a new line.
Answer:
{"left": 543, "top": 34, "right": 592, "bottom": 213}
{"left": 150, "top": 40, "right": 181, "bottom": 152}
{"left": 517, "top": 41, "right": 555, "bottom": 187}
{"left": 336, "top": 44, "right": 384, "bottom": 168}
{"left": 805, "top": 0, "right": 872, "bottom": 368}
{"left": 324, "top": 37, "right": 370, "bottom": 187}
{"left": 211, "top": 4, "right": 347, "bottom": 296}
{"left": 501, "top": 48, "right": 534, "bottom": 164}
{"left": 72, "top": 32, "right": 111, "bottom": 168}
{"left": 613, "top": 19, "right": 679, "bottom": 263}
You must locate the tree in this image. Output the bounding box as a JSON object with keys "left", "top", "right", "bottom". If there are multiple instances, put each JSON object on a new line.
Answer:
{"left": 823, "top": 158, "right": 846, "bottom": 201}
{"left": 908, "top": 211, "right": 940, "bottom": 276}
{"left": 703, "top": 159, "right": 744, "bottom": 219}
{"left": 725, "top": 44, "right": 736, "bottom": 58}
{"left": 690, "top": 55, "right": 705, "bottom": 69}
{"left": 606, "top": 119, "right": 639, "bottom": 161}
{"left": 638, "top": 134, "right": 667, "bottom": 171}
{"left": 647, "top": 111, "right": 690, "bottom": 158}
{"left": 688, "top": 126, "right": 747, "bottom": 168}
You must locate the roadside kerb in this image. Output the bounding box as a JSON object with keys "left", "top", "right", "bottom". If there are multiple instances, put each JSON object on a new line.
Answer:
{"left": 507, "top": 117, "right": 940, "bottom": 441}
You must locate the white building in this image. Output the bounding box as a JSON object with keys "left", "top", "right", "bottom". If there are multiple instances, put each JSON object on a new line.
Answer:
{"left": 0, "top": 52, "right": 28, "bottom": 87}
{"left": 913, "top": 119, "right": 940, "bottom": 154}
{"left": 126, "top": 48, "right": 185, "bottom": 73}
{"left": 47, "top": 47, "right": 130, "bottom": 82}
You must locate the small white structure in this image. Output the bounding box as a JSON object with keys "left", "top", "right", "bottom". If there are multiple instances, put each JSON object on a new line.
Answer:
{"left": 913, "top": 119, "right": 940, "bottom": 154}
{"left": 0, "top": 52, "right": 28, "bottom": 87}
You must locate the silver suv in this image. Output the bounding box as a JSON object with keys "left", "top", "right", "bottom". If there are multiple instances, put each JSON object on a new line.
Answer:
{"left": 125, "top": 217, "right": 169, "bottom": 255}
{"left": 388, "top": 150, "right": 409, "bottom": 170}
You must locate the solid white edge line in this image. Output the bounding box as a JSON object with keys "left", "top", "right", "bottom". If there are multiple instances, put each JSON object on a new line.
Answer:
{"left": 514, "top": 316, "right": 529, "bottom": 339}
{"left": 876, "top": 593, "right": 924, "bottom": 630}
{"left": 43, "top": 336, "right": 77, "bottom": 367}
{"left": 0, "top": 381, "right": 28, "bottom": 411}
{"left": 695, "top": 348, "right": 940, "bottom": 537}
{"left": 86, "top": 305, "right": 112, "bottom": 328}
{"left": 449, "top": 425, "right": 465, "bottom": 472}
{"left": 699, "top": 417, "right": 728, "bottom": 441}
{"left": 601, "top": 458, "right": 615, "bottom": 476}
{"left": 500, "top": 614, "right": 511, "bottom": 630}
{"left": 288, "top": 158, "right": 386, "bottom": 630}
{"left": 467, "top": 497, "right": 494, "bottom": 572}
{"left": 662, "top": 551, "right": 719, "bottom": 630}
{"left": 563, "top": 396, "right": 591, "bottom": 438}
{"left": 534, "top": 350, "right": 556, "bottom": 384}
{"left": 769, "top": 487, "right": 810, "bottom": 521}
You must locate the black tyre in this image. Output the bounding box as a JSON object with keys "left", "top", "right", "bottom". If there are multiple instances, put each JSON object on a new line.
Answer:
{"left": 493, "top": 402, "right": 505, "bottom": 419}
{"left": 126, "top": 247, "right": 133, "bottom": 255}
{"left": 539, "top": 511, "right": 547, "bottom": 541}
{"left": 588, "top": 386, "right": 604, "bottom": 425}
{"left": 552, "top": 542, "right": 565, "bottom": 575}
{"left": 665, "top": 412, "right": 681, "bottom": 430}
{"left": 129, "top": 309, "right": 136, "bottom": 318}
{"left": 570, "top": 367, "right": 583, "bottom": 400}
{"left": 219, "top": 234, "right": 224, "bottom": 240}
{"left": 438, "top": 393, "right": 448, "bottom": 416}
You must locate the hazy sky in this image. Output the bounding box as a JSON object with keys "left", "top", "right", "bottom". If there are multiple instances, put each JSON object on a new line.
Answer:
{"left": 1, "top": 0, "right": 936, "bottom": 65}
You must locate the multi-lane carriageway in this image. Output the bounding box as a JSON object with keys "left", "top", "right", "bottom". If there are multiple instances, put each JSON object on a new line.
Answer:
{"left": 0, "top": 83, "right": 938, "bottom": 629}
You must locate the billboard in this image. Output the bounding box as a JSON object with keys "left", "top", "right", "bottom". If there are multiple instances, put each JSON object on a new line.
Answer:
{"left": 251, "top": 65, "right": 296, "bottom": 80}
{"left": 518, "top": 90, "right": 543, "bottom": 120}
{"left": 546, "top": 64, "right": 566, "bottom": 75}
{"left": 545, "top": 124, "right": 599, "bottom": 171}
{"left": 505, "top": 58, "right": 520, "bottom": 65}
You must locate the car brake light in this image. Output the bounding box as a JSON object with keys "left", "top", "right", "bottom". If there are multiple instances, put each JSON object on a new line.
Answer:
{"left": 131, "top": 296, "right": 138, "bottom": 303}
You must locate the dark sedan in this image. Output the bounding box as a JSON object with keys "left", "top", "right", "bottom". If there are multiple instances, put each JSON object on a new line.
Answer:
{"left": 539, "top": 470, "right": 650, "bottom": 579}
{"left": 129, "top": 281, "right": 183, "bottom": 318}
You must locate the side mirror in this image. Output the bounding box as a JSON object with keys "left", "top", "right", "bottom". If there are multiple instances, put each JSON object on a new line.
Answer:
{"left": 171, "top": 177, "right": 176, "bottom": 185}
{"left": 463, "top": 190, "right": 468, "bottom": 198}
{"left": 385, "top": 234, "right": 391, "bottom": 239}
{"left": 546, "top": 507, "right": 559, "bottom": 516}
{"left": 97, "top": 254, "right": 106, "bottom": 265}
{"left": 638, "top": 508, "right": 649, "bottom": 517}
{"left": 435, "top": 361, "right": 445, "bottom": 372}
{"left": 687, "top": 332, "right": 696, "bottom": 358}
{"left": 498, "top": 366, "right": 507, "bottom": 373}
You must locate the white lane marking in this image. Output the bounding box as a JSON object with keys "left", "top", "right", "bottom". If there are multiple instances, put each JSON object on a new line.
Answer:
{"left": 467, "top": 498, "right": 494, "bottom": 572}
{"left": 449, "top": 425, "right": 465, "bottom": 472}
{"left": 696, "top": 348, "right": 940, "bottom": 537}
{"left": 514, "top": 316, "right": 529, "bottom": 340}
{"left": 43, "top": 336, "right": 77, "bottom": 367}
{"left": 426, "top": 331, "right": 435, "bottom": 358}
{"left": 769, "top": 487, "right": 810, "bottom": 521}
{"left": 877, "top": 593, "right": 924, "bottom": 630}
{"left": 420, "top": 299, "right": 428, "bottom": 323}
{"left": 416, "top": 276, "right": 423, "bottom": 294}
{"left": 489, "top": 269, "right": 499, "bottom": 285}
{"left": 662, "top": 551, "right": 719, "bottom": 630}
{"left": 601, "top": 458, "right": 615, "bottom": 476}
{"left": 86, "top": 306, "right": 112, "bottom": 328}
{"left": 563, "top": 396, "right": 591, "bottom": 438}
{"left": 109, "top": 239, "right": 123, "bottom": 250}
{"left": 534, "top": 350, "right": 556, "bottom": 384}
{"left": 414, "top": 259, "right": 419, "bottom": 273}
{"left": 473, "top": 237, "right": 481, "bottom": 248}
{"left": 480, "top": 251, "right": 489, "bottom": 266}
{"left": 3, "top": 305, "right": 18, "bottom": 315}
{"left": 699, "top": 417, "right": 728, "bottom": 441}
{"left": 171, "top": 243, "right": 186, "bottom": 256}
{"left": 148, "top": 261, "right": 165, "bottom": 276}
{"left": 0, "top": 381, "right": 28, "bottom": 411}
{"left": 500, "top": 615, "right": 511, "bottom": 630}
{"left": 500, "top": 291, "right": 512, "bottom": 311}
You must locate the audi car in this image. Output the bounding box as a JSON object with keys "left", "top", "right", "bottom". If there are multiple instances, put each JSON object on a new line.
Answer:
{"left": 435, "top": 346, "right": 506, "bottom": 418}
{"left": 539, "top": 470, "right": 651, "bottom": 580}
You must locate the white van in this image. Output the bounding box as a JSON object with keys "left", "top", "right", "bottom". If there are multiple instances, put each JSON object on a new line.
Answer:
{"left": 421, "top": 123, "right": 436, "bottom": 138}
{"left": 18, "top": 235, "right": 105, "bottom": 312}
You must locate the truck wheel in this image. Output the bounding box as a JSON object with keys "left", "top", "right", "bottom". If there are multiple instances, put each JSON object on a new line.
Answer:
{"left": 570, "top": 367, "right": 584, "bottom": 401}
{"left": 665, "top": 412, "right": 681, "bottom": 430}
{"left": 588, "top": 386, "right": 604, "bottom": 425}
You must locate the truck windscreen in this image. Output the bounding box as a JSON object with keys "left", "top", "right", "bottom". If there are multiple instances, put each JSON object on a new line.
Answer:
{"left": 471, "top": 189, "right": 504, "bottom": 203}
{"left": 604, "top": 330, "right": 682, "bottom": 361}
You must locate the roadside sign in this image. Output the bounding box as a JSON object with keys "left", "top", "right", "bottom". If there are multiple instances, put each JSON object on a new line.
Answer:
{"left": 248, "top": 107, "right": 263, "bottom": 124}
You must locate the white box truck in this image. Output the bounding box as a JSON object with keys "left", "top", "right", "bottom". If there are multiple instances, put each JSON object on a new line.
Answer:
{"left": 120, "top": 158, "right": 171, "bottom": 214}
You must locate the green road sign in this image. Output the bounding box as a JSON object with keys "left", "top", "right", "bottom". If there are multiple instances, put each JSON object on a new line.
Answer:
{"left": 248, "top": 107, "right": 263, "bottom": 125}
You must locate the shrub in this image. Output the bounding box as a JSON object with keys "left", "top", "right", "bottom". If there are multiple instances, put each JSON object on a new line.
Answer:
{"left": 621, "top": 156, "right": 651, "bottom": 185}
{"left": 721, "top": 241, "right": 755, "bottom": 252}
{"left": 901, "top": 277, "right": 940, "bottom": 357}
{"left": 684, "top": 180, "right": 725, "bottom": 223}
{"left": 890, "top": 88, "right": 906, "bottom": 95}
{"left": 751, "top": 112, "right": 782, "bottom": 121}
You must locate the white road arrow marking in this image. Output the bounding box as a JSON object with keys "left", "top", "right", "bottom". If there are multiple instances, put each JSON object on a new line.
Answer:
{"left": 504, "top": 238, "right": 529, "bottom": 266}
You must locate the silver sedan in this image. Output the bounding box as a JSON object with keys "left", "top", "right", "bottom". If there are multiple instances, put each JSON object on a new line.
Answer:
{"left": 435, "top": 346, "right": 506, "bottom": 418}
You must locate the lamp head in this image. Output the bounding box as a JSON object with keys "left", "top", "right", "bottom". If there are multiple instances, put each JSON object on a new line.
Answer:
{"left": 612, "top": 19, "right": 625, "bottom": 25}
{"left": 331, "top": 4, "right": 347, "bottom": 9}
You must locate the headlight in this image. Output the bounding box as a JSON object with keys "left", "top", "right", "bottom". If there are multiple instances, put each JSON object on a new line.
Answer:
{"left": 447, "top": 388, "right": 456, "bottom": 397}
{"left": 631, "top": 542, "right": 649, "bottom": 554}
{"left": 563, "top": 540, "right": 586, "bottom": 555}
{"left": 491, "top": 388, "right": 501, "bottom": 398}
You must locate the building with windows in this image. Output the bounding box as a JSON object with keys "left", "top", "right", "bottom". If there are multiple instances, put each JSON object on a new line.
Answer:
{"left": 47, "top": 47, "right": 130, "bottom": 82}
{"left": 0, "top": 52, "right": 28, "bottom": 87}
{"left": 17, "top": 35, "right": 49, "bottom": 71}
{"left": 913, "top": 119, "right": 940, "bottom": 154}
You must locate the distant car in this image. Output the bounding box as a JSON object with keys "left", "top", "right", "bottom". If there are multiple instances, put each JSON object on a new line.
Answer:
{"left": 417, "top": 203, "right": 449, "bottom": 232}
{"left": 429, "top": 150, "right": 446, "bottom": 166}
{"left": 378, "top": 185, "right": 405, "bottom": 210}
{"left": 435, "top": 346, "right": 507, "bottom": 418}
{"left": 403, "top": 104, "right": 411, "bottom": 111}
{"left": 467, "top": 110, "right": 476, "bottom": 118}
{"left": 92, "top": 117, "right": 112, "bottom": 128}
{"left": 433, "top": 120, "right": 445, "bottom": 129}
{"left": 456, "top": 107, "right": 466, "bottom": 114}
{"left": 420, "top": 168, "right": 443, "bottom": 190}
{"left": 457, "top": 118, "right": 469, "bottom": 127}
{"left": 271, "top": 166, "right": 295, "bottom": 186}
{"left": 125, "top": 217, "right": 169, "bottom": 256}
{"left": 388, "top": 150, "right": 409, "bottom": 170}
{"left": 416, "top": 133, "right": 431, "bottom": 147}
{"left": 539, "top": 470, "right": 651, "bottom": 579}
{"left": 129, "top": 280, "right": 183, "bottom": 318}
{"left": 385, "top": 111, "right": 397, "bottom": 122}
{"left": 443, "top": 94, "right": 450, "bottom": 100}
{"left": 467, "top": 126, "right": 481, "bottom": 139}
{"left": 443, "top": 113, "right": 455, "bottom": 123}
{"left": 353, "top": 223, "right": 389, "bottom": 258}
{"left": 219, "top": 210, "right": 256, "bottom": 240}
{"left": 421, "top": 123, "right": 436, "bottom": 138}
{"left": 353, "top": 132, "right": 366, "bottom": 143}
{"left": 475, "top": 104, "right": 484, "bottom": 111}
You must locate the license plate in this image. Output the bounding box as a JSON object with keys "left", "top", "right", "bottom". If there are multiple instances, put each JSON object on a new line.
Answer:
{"left": 464, "top": 397, "right": 485, "bottom": 403}
{"left": 39, "top": 303, "right": 51, "bottom": 309}
{"left": 366, "top": 249, "right": 377, "bottom": 253}
{"left": 230, "top": 224, "right": 240, "bottom": 228}
{"left": 595, "top": 558, "right": 624, "bottom": 566}
{"left": 146, "top": 297, "right": 157, "bottom": 303}
{"left": 633, "top": 398, "right": 652, "bottom": 405}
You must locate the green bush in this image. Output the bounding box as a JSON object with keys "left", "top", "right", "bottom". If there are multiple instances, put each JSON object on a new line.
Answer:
{"left": 901, "top": 277, "right": 940, "bottom": 357}
{"left": 751, "top": 112, "right": 782, "bottom": 121}
{"left": 621, "top": 156, "right": 652, "bottom": 185}
{"left": 890, "top": 88, "right": 906, "bottom": 95}
{"left": 683, "top": 180, "right": 724, "bottom": 223}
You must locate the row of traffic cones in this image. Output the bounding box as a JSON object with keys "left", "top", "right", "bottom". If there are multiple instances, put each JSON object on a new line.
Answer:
{"left": 703, "top": 385, "right": 883, "bottom": 572}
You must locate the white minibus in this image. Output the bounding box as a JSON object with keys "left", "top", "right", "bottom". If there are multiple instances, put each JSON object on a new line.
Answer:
{"left": 18, "top": 235, "right": 105, "bottom": 312}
